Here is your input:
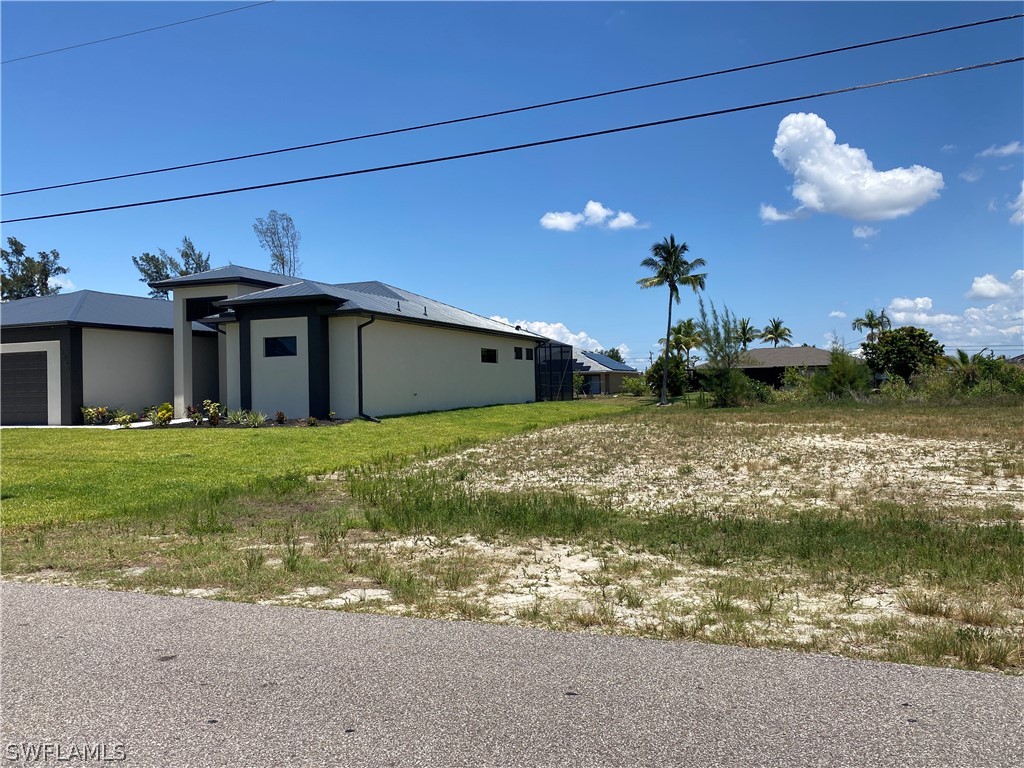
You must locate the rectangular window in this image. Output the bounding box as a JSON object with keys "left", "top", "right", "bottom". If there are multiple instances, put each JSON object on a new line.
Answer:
{"left": 481, "top": 348, "right": 497, "bottom": 364}
{"left": 514, "top": 347, "right": 523, "bottom": 360}
{"left": 264, "top": 336, "right": 297, "bottom": 357}
{"left": 525, "top": 347, "right": 534, "bottom": 361}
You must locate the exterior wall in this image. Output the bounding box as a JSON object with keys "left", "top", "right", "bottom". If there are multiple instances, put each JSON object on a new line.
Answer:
{"left": 249, "top": 317, "right": 309, "bottom": 417}
{"left": 357, "top": 319, "right": 535, "bottom": 418}
{"left": 328, "top": 316, "right": 359, "bottom": 419}
{"left": 225, "top": 324, "right": 241, "bottom": 411}
{"left": 0, "top": 339, "right": 63, "bottom": 425}
{"left": 82, "top": 328, "right": 174, "bottom": 412}
{"left": 169, "top": 283, "right": 258, "bottom": 416}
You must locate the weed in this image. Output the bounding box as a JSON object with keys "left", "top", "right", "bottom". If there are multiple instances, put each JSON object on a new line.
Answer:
{"left": 243, "top": 548, "right": 266, "bottom": 576}
{"left": 282, "top": 535, "right": 303, "bottom": 572}
{"left": 897, "top": 590, "right": 952, "bottom": 618}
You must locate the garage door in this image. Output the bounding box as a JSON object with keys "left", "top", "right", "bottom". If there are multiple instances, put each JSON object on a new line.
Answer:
{"left": 1, "top": 352, "right": 49, "bottom": 425}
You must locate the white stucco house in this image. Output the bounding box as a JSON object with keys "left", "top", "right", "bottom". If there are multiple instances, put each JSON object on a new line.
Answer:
{"left": 150, "top": 265, "right": 550, "bottom": 421}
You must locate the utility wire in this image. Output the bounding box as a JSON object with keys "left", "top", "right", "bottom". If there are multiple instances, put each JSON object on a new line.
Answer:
{"left": 1, "top": 1, "right": 275, "bottom": 65}
{"left": 2, "top": 57, "right": 1020, "bottom": 225}
{"left": 3, "top": 12, "right": 1020, "bottom": 197}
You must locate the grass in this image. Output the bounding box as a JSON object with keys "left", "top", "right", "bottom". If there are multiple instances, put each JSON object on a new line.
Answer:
{"left": 0, "top": 399, "right": 631, "bottom": 527}
{"left": 3, "top": 396, "right": 1022, "bottom": 674}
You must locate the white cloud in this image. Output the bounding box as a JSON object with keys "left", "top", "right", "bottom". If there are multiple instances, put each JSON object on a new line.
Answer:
{"left": 881, "top": 271, "right": 1024, "bottom": 352}
{"left": 889, "top": 296, "right": 933, "bottom": 312}
{"left": 765, "top": 112, "right": 943, "bottom": 221}
{"left": 940, "top": 144, "right": 957, "bottom": 154}
{"left": 490, "top": 316, "right": 603, "bottom": 350}
{"left": 959, "top": 167, "right": 983, "bottom": 183}
{"left": 583, "top": 200, "right": 613, "bottom": 226}
{"left": 759, "top": 203, "right": 801, "bottom": 223}
{"left": 52, "top": 276, "right": 76, "bottom": 292}
{"left": 829, "top": 310, "right": 847, "bottom": 318}
{"left": 540, "top": 200, "right": 645, "bottom": 231}
{"left": 966, "top": 274, "right": 1015, "bottom": 300}
{"left": 852, "top": 225, "right": 879, "bottom": 239}
{"left": 978, "top": 141, "right": 1023, "bottom": 158}
{"left": 540, "top": 211, "right": 585, "bottom": 232}
{"left": 1010, "top": 182, "right": 1024, "bottom": 226}
{"left": 608, "top": 211, "right": 643, "bottom": 230}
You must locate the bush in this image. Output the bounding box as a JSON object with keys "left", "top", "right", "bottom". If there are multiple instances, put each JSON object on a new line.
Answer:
{"left": 81, "top": 406, "right": 110, "bottom": 425}
{"left": 620, "top": 376, "right": 650, "bottom": 397}
{"left": 275, "top": 410, "right": 287, "bottom": 424}
{"left": 185, "top": 404, "right": 204, "bottom": 426}
{"left": 697, "top": 368, "right": 753, "bottom": 407}
{"left": 305, "top": 416, "right": 318, "bottom": 427}
{"left": 244, "top": 411, "right": 267, "bottom": 428}
{"left": 225, "top": 409, "right": 246, "bottom": 425}
{"left": 808, "top": 347, "right": 871, "bottom": 400}
{"left": 152, "top": 402, "right": 174, "bottom": 427}
{"left": 645, "top": 355, "right": 688, "bottom": 398}
{"left": 203, "top": 400, "right": 223, "bottom": 427}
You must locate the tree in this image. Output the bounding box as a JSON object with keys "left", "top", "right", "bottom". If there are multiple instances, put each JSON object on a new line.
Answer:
{"left": 851, "top": 308, "right": 892, "bottom": 344}
{"left": 694, "top": 297, "right": 752, "bottom": 407}
{"left": 1, "top": 237, "right": 69, "bottom": 301}
{"left": 734, "top": 317, "right": 760, "bottom": 350}
{"left": 596, "top": 347, "right": 624, "bottom": 363}
{"left": 253, "top": 210, "right": 301, "bottom": 276}
{"left": 862, "top": 326, "right": 944, "bottom": 383}
{"left": 637, "top": 235, "right": 707, "bottom": 405}
{"left": 760, "top": 317, "right": 792, "bottom": 348}
{"left": 131, "top": 237, "right": 211, "bottom": 299}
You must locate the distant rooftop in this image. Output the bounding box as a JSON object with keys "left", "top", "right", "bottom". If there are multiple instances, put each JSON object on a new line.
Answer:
{"left": 0, "top": 290, "right": 210, "bottom": 333}
{"left": 734, "top": 346, "right": 832, "bottom": 369}
{"left": 574, "top": 349, "right": 639, "bottom": 374}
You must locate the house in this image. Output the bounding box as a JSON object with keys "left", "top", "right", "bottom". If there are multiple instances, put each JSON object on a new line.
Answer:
{"left": 0, "top": 290, "right": 217, "bottom": 425}
{"left": 154, "top": 265, "right": 551, "bottom": 421}
{"left": 732, "top": 346, "right": 833, "bottom": 387}
{"left": 572, "top": 349, "right": 641, "bottom": 395}
{"left": 1, "top": 265, "right": 565, "bottom": 425}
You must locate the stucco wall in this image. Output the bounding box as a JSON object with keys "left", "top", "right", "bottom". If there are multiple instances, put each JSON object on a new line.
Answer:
{"left": 351, "top": 319, "right": 536, "bottom": 419}
{"left": 250, "top": 317, "right": 309, "bottom": 417}
{"left": 225, "top": 324, "right": 240, "bottom": 411}
{"left": 328, "top": 316, "right": 359, "bottom": 419}
{"left": 82, "top": 328, "right": 174, "bottom": 412}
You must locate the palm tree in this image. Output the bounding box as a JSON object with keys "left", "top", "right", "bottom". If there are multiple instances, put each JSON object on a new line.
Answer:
{"left": 735, "top": 317, "right": 760, "bottom": 350}
{"left": 945, "top": 348, "right": 985, "bottom": 389}
{"left": 851, "top": 308, "right": 892, "bottom": 343}
{"left": 676, "top": 317, "right": 703, "bottom": 369}
{"left": 638, "top": 235, "right": 707, "bottom": 405}
{"left": 760, "top": 317, "right": 792, "bottom": 348}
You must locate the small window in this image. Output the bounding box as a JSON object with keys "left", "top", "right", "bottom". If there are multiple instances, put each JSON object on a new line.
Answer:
{"left": 514, "top": 347, "right": 523, "bottom": 360}
{"left": 265, "top": 336, "right": 297, "bottom": 357}
{"left": 481, "top": 348, "right": 497, "bottom": 364}
{"left": 525, "top": 347, "right": 534, "bottom": 361}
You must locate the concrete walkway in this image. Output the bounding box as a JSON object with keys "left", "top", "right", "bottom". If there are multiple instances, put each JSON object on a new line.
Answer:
{"left": 2, "top": 582, "right": 1021, "bottom": 767}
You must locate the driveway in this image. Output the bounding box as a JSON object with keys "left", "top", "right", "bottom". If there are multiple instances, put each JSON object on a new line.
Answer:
{"left": 2, "top": 582, "right": 1021, "bottom": 767}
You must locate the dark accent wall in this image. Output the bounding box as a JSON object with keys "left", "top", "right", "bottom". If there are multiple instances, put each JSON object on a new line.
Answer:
{"left": 233, "top": 302, "right": 334, "bottom": 418}
{"left": 0, "top": 325, "right": 83, "bottom": 424}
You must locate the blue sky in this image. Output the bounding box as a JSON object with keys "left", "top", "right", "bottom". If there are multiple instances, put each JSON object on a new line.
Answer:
{"left": 2, "top": 1, "right": 1022, "bottom": 366}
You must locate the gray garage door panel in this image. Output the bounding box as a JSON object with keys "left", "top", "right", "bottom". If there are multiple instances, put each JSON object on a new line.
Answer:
{"left": 2, "top": 352, "right": 49, "bottom": 425}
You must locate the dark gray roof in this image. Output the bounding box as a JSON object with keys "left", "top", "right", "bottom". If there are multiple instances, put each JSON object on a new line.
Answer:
{"left": 150, "top": 265, "right": 295, "bottom": 290}
{"left": 735, "top": 346, "right": 832, "bottom": 369}
{"left": 574, "top": 349, "right": 638, "bottom": 374}
{"left": 0, "top": 290, "right": 210, "bottom": 333}
{"left": 218, "top": 279, "right": 547, "bottom": 341}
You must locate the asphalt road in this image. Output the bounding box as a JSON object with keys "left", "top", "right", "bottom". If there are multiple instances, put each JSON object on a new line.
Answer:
{"left": 1, "top": 582, "right": 1021, "bottom": 767}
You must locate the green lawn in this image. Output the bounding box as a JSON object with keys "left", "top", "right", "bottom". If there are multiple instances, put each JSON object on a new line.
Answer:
{"left": 1, "top": 399, "right": 636, "bottom": 528}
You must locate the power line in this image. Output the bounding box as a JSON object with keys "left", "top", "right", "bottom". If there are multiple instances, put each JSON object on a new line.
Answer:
{"left": 1, "top": 1, "right": 275, "bottom": 65}
{"left": 2, "top": 57, "right": 1020, "bottom": 225}
{"left": 3, "top": 12, "right": 1020, "bottom": 198}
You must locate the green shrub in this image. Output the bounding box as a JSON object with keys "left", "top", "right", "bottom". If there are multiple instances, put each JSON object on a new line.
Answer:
{"left": 305, "top": 416, "right": 318, "bottom": 427}
{"left": 81, "top": 406, "right": 111, "bottom": 425}
{"left": 225, "top": 409, "right": 246, "bottom": 425}
{"left": 203, "top": 400, "right": 223, "bottom": 427}
{"left": 243, "top": 411, "right": 267, "bottom": 428}
{"left": 808, "top": 347, "right": 871, "bottom": 400}
{"left": 645, "top": 354, "right": 688, "bottom": 398}
{"left": 879, "top": 377, "right": 912, "bottom": 401}
{"left": 620, "top": 376, "right": 650, "bottom": 397}
{"left": 697, "top": 368, "right": 753, "bottom": 408}
{"left": 152, "top": 402, "right": 174, "bottom": 427}
{"left": 185, "top": 404, "right": 204, "bottom": 426}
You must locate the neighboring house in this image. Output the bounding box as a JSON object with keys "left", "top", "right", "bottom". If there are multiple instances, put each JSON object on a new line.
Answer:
{"left": 150, "top": 265, "right": 549, "bottom": 421}
{"left": 0, "top": 290, "right": 217, "bottom": 425}
{"left": 572, "top": 349, "right": 641, "bottom": 395}
{"left": 1007, "top": 353, "right": 1024, "bottom": 367}
{"left": 731, "top": 346, "right": 833, "bottom": 387}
